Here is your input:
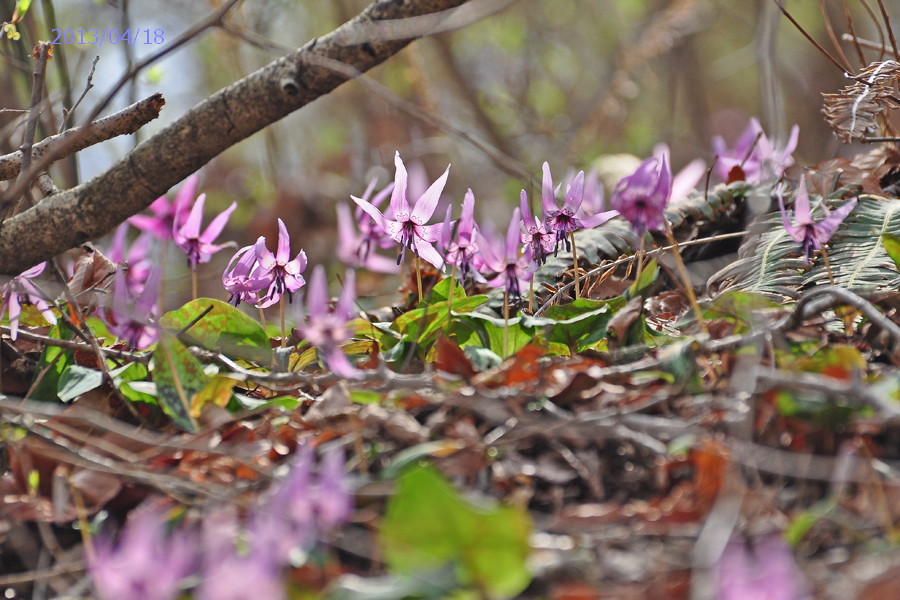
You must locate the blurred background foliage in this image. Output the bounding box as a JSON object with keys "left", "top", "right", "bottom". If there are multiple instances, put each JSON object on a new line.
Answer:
{"left": 0, "top": 0, "right": 895, "bottom": 297}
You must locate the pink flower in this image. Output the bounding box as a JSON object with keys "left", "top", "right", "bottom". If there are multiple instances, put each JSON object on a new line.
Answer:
{"left": 129, "top": 174, "right": 198, "bottom": 241}
{"left": 479, "top": 208, "right": 534, "bottom": 300}
{"left": 249, "top": 219, "right": 308, "bottom": 309}
{"left": 541, "top": 163, "right": 618, "bottom": 255}
{"left": 352, "top": 151, "right": 449, "bottom": 270}
{"left": 778, "top": 176, "right": 856, "bottom": 263}
{"left": 90, "top": 510, "right": 196, "bottom": 600}
{"left": 295, "top": 265, "right": 358, "bottom": 379}
{"left": 172, "top": 191, "right": 237, "bottom": 268}
{"left": 336, "top": 176, "right": 399, "bottom": 273}
{"left": 222, "top": 243, "right": 264, "bottom": 307}
{"left": 715, "top": 535, "right": 810, "bottom": 600}
{"left": 105, "top": 267, "right": 161, "bottom": 349}
{"left": 712, "top": 118, "right": 799, "bottom": 183}
{"left": 611, "top": 154, "right": 673, "bottom": 234}
{"left": 0, "top": 262, "right": 57, "bottom": 340}
{"left": 107, "top": 223, "right": 153, "bottom": 294}
{"left": 439, "top": 188, "right": 482, "bottom": 282}
{"left": 519, "top": 190, "right": 555, "bottom": 267}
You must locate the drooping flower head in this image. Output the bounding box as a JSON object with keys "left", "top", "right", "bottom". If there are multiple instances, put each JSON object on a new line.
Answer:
{"left": 129, "top": 174, "right": 199, "bottom": 241}
{"left": 439, "top": 188, "right": 482, "bottom": 282}
{"left": 541, "top": 162, "right": 618, "bottom": 255}
{"left": 90, "top": 510, "right": 196, "bottom": 600}
{"left": 250, "top": 219, "right": 308, "bottom": 309}
{"left": 519, "top": 190, "right": 555, "bottom": 267}
{"left": 712, "top": 118, "right": 799, "bottom": 183}
{"left": 295, "top": 265, "right": 358, "bottom": 379}
{"left": 107, "top": 223, "right": 154, "bottom": 295}
{"left": 172, "top": 191, "right": 237, "bottom": 268}
{"left": 611, "top": 154, "right": 673, "bottom": 235}
{"left": 250, "top": 445, "right": 352, "bottom": 563}
{"left": 105, "top": 267, "right": 161, "bottom": 350}
{"left": 352, "top": 152, "right": 448, "bottom": 270}
{"left": 778, "top": 176, "right": 857, "bottom": 263}
{"left": 222, "top": 243, "right": 264, "bottom": 307}
{"left": 480, "top": 208, "right": 534, "bottom": 301}
{"left": 0, "top": 262, "right": 57, "bottom": 340}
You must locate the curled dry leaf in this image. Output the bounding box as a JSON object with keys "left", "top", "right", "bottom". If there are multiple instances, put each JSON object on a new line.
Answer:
{"left": 822, "top": 60, "right": 900, "bottom": 143}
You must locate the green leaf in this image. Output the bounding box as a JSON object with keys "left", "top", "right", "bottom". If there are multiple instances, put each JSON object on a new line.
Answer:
{"left": 160, "top": 298, "right": 271, "bottom": 364}
{"left": 626, "top": 258, "right": 658, "bottom": 299}
{"left": 430, "top": 277, "right": 468, "bottom": 302}
{"left": 381, "top": 465, "right": 532, "bottom": 599}
{"left": 31, "top": 324, "right": 75, "bottom": 402}
{"left": 538, "top": 297, "right": 624, "bottom": 352}
{"left": 57, "top": 365, "right": 104, "bottom": 403}
{"left": 882, "top": 233, "right": 900, "bottom": 270}
{"left": 152, "top": 331, "right": 206, "bottom": 432}
{"left": 456, "top": 312, "right": 536, "bottom": 358}
{"left": 14, "top": 0, "right": 32, "bottom": 17}
{"left": 391, "top": 296, "right": 487, "bottom": 356}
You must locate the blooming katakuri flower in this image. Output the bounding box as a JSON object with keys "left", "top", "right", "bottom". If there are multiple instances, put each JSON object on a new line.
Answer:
{"left": 519, "top": 190, "right": 555, "bottom": 267}
{"left": 439, "top": 188, "right": 482, "bottom": 282}
{"left": 541, "top": 162, "right": 618, "bottom": 255}
{"left": 172, "top": 189, "right": 237, "bottom": 267}
{"left": 197, "top": 544, "right": 284, "bottom": 600}
{"left": 611, "top": 154, "right": 673, "bottom": 235}
{"left": 90, "top": 510, "right": 196, "bottom": 600}
{"left": 0, "top": 262, "right": 57, "bottom": 340}
{"left": 294, "top": 265, "right": 358, "bottom": 379}
{"left": 712, "top": 117, "right": 799, "bottom": 183}
{"left": 479, "top": 208, "right": 535, "bottom": 301}
{"left": 778, "top": 176, "right": 857, "bottom": 263}
{"left": 250, "top": 445, "right": 352, "bottom": 563}
{"left": 222, "top": 243, "right": 264, "bottom": 307}
{"left": 129, "top": 174, "right": 198, "bottom": 241}
{"left": 107, "top": 223, "right": 154, "bottom": 294}
{"left": 715, "top": 535, "right": 810, "bottom": 600}
{"left": 654, "top": 143, "right": 706, "bottom": 204}
{"left": 250, "top": 218, "right": 308, "bottom": 309}
{"left": 352, "top": 151, "right": 449, "bottom": 270}
{"left": 336, "top": 177, "right": 399, "bottom": 273}
{"left": 105, "top": 267, "right": 161, "bottom": 349}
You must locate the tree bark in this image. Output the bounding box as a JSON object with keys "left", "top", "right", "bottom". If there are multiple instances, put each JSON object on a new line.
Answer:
{"left": 0, "top": 0, "right": 471, "bottom": 275}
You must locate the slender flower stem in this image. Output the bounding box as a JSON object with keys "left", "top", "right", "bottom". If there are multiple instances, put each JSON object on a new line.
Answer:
{"left": 570, "top": 231, "right": 580, "bottom": 299}
{"left": 191, "top": 267, "right": 198, "bottom": 300}
{"left": 279, "top": 296, "right": 286, "bottom": 348}
{"left": 633, "top": 234, "right": 646, "bottom": 283}
{"left": 415, "top": 254, "right": 423, "bottom": 304}
{"left": 664, "top": 225, "right": 708, "bottom": 334}
{"left": 821, "top": 246, "right": 835, "bottom": 285}
{"left": 258, "top": 306, "right": 267, "bottom": 332}
{"left": 528, "top": 277, "right": 534, "bottom": 313}
{"left": 503, "top": 289, "right": 510, "bottom": 358}
{"left": 447, "top": 263, "right": 457, "bottom": 316}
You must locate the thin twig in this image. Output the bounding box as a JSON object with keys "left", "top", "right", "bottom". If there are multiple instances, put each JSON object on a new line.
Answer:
{"left": 771, "top": 0, "right": 850, "bottom": 74}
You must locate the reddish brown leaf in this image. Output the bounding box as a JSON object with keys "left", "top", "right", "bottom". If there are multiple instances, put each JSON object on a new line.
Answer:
{"left": 435, "top": 336, "right": 477, "bottom": 379}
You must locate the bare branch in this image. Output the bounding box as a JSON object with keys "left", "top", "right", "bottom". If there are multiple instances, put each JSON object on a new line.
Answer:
{"left": 0, "top": 0, "right": 478, "bottom": 275}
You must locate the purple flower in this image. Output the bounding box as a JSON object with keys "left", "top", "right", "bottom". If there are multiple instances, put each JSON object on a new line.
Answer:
{"left": 519, "top": 190, "right": 555, "bottom": 267}
{"left": 541, "top": 163, "right": 618, "bottom": 254}
{"left": 128, "top": 174, "right": 198, "bottom": 241}
{"left": 251, "top": 445, "right": 352, "bottom": 563}
{"left": 479, "top": 208, "right": 534, "bottom": 301}
{"left": 0, "top": 262, "right": 57, "bottom": 340}
{"left": 222, "top": 243, "right": 264, "bottom": 307}
{"left": 250, "top": 219, "right": 308, "bottom": 309}
{"left": 172, "top": 191, "right": 237, "bottom": 268}
{"left": 198, "top": 545, "right": 284, "bottom": 600}
{"left": 295, "top": 265, "right": 358, "bottom": 379}
{"left": 712, "top": 118, "right": 799, "bottom": 183}
{"left": 352, "top": 152, "right": 448, "bottom": 270}
{"left": 439, "top": 188, "right": 482, "bottom": 282}
{"left": 654, "top": 143, "right": 706, "bottom": 203}
{"left": 715, "top": 535, "right": 810, "bottom": 600}
{"left": 336, "top": 195, "right": 400, "bottom": 274}
{"left": 90, "top": 510, "right": 196, "bottom": 600}
{"left": 107, "top": 223, "right": 153, "bottom": 294}
{"left": 105, "top": 267, "right": 161, "bottom": 349}
{"left": 778, "top": 176, "right": 856, "bottom": 263}
{"left": 611, "top": 154, "right": 673, "bottom": 235}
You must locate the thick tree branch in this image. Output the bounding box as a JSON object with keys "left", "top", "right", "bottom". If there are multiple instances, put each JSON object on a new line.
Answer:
{"left": 0, "top": 0, "right": 473, "bottom": 275}
{"left": 0, "top": 93, "right": 165, "bottom": 182}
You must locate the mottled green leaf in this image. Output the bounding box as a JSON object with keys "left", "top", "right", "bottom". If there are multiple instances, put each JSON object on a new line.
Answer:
{"left": 152, "top": 331, "right": 206, "bottom": 432}
{"left": 160, "top": 298, "right": 271, "bottom": 363}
